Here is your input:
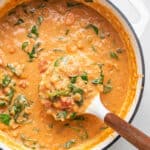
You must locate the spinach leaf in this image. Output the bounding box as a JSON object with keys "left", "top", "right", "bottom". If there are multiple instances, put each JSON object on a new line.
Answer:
{"left": 0, "top": 114, "right": 11, "bottom": 125}
{"left": 7, "top": 87, "right": 15, "bottom": 101}
{"left": 0, "top": 101, "right": 7, "bottom": 107}
{"left": 49, "top": 90, "right": 70, "bottom": 100}
{"left": 91, "top": 45, "right": 97, "bottom": 52}
{"left": 92, "top": 64, "right": 104, "bottom": 85}
{"left": 14, "top": 18, "right": 24, "bottom": 25}
{"left": 110, "top": 52, "right": 118, "bottom": 60}
{"left": 103, "top": 84, "right": 112, "bottom": 94}
{"left": 28, "top": 42, "right": 43, "bottom": 61}
{"left": 22, "top": 41, "right": 29, "bottom": 51}
{"left": 64, "top": 139, "right": 76, "bottom": 149}
{"left": 70, "top": 76, "right": 78, "bottom": 84}
{"left": 56, "top": 111, "right": 67, "bottom": 120}
{"left": 37, "top": 16, "right": 44, "bottom": 26}
{"left": 81, "top": 72, "right": 88, "bottom": 83}
{"left": 10, "top": 94, "right": 30, "bottom": 123}
{"left": 73, "top": 115, "right": 85, "bottom": 121}
{"left": 100, "top": 126, "right": 108, "bottom": 130}
{"left": 103, "top": 80, "right": 112, "bottom": 94}
{"left": 85, "top": 24, "right": 99, "bottom": 35}
{"left": 67, "top": 2, "right": 81, "bottom": 7}
{"left": 68, "top": 84, "right": 84, "bottom": 107}
{"left": 54, "top": 57, "right": 64, "bottom": 67}
{"left": 68, "top": 84, "right": 84, "bottom": 95}
{"left": 70, "top": 112, "right": 77, "bottom": 119}
{"left": 75, "top": 99, "right": 83, "bottom": 107}
{"left": 92, "top": 72, "right": 104, "bottom": 85}
{"left": 28, "top": 25, "right": 39, "bottom": 40}
{"left": 1, "top": 75, "right": 11, "bottom": 88}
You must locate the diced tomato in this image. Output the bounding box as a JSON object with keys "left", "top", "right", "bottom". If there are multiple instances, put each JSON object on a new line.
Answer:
{"left": 60, "top": 97, "right": 73, "bottom": 109}
{"left": 19, "top": 80, "right": 28, "bottom": 89}
{"left": 39, "top": 60, "right": 48, "bottom": 73}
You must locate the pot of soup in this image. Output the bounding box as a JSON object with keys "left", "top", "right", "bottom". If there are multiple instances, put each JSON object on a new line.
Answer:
{"left": 0, "top": 0, "right": 148, "bottom": 149}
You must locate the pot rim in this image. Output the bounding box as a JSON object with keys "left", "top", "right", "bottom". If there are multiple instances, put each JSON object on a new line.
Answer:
{"left": 101, "top": 0, "right": 145, "bottom": 149}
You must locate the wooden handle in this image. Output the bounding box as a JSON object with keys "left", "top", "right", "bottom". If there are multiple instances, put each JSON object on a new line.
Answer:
{"left": 104, "top": 113, "right": 150, "bottom": 150}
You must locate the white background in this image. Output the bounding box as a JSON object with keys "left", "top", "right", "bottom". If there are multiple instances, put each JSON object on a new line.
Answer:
{"left": 109, "top": 0, "right": 150, "bottom": 149}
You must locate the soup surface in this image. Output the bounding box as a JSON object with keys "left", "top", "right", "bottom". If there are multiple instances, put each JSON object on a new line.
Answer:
{"left": 0, "top": 0, "right": 137, "bottom": 149}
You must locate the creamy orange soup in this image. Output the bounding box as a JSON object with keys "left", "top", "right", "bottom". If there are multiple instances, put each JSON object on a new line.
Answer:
{"left": 0, "top": 0, "right": 137, "bottom": 149}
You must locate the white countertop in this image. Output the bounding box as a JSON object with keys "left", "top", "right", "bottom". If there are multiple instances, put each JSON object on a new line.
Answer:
{"left": 109, "top": 0, "right": 150, "bottom": 149}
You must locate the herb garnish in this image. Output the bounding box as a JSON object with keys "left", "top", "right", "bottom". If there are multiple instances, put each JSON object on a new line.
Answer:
{"left": 54, "top": 57, "right": 64, "bottom": 67}
{"left": 21, "top": 42, "right": 43, "bottom": 61}
{"left": 103, "top": 79, "right": 112, "bottom": 94}
{"left": 37, "top": 16, "right": 44, "bottom": 26}
{"left": 7, "top": 87, "right": 15, "bottom": 102}
{"left": 0, "top": 114, "right": 11, "bottom": 125}
{"left": 68, "top": 84, "right": 84, "bottom": 95}
{"left": 70, "top": 76, "right": 78, "bottom": 84}
{"left": 14, "top": 18, "right": 24, "bottom": 25}
{"left": 67, "top": 2, "right": 81, "bottom": 7}
{"left": 70, "top": 112, "right": 77, "bottom": 119}
{"left": 103, "top": 84, "right": 112, "bottom": 94}
{"left": 56, "top": 111, "right": 67, "bottom": 120}
{"left": 85, "top": 24, "right": 99, "bottom": 35}
{"left": 9, "top": 94, "right": 30, "bottom": 123}
{"left": 100, "top": 126, "right": 108, "bottom": 130}
{"left": 0, "top": 101, "right": 7, "bottom": 107}
{"left": 1, "top": 75, "right": 11, "bottom": 88}
{"left": 64, "top": 139, "right": 76, "bottom": 149}
{"left": 28, "top": 42, "right": 43, "bottom": 61}
{"left": 28, "top": 25, "right": 39, "bottom": 40}
{"left": 92, "top": 65, "right": 104, "bottom": 85}
{"left": 73, "top": 115, "right": 85, "bottom": 121}
{"left": 49, "top": 90, "right": 70, "bottom": 100}
{"left": 70, "top": 72, "right": 88, "bottom": 84}
{"left": 81, "top": 72, "right": 88, "bottom": 83}
{"left": 91, "top": 45, "right": 97, "bottom": 52}
{"left": 68, "top": 84, "right": 84, "bottom": 107}
{"left": 110, "top": 51, "right": 118, "bottom": 60}
{"left": 27, "top": 16, "right": 43, "bottom": 39}
{"left": 22, "top": 41, "right": 29, "bottom": 51}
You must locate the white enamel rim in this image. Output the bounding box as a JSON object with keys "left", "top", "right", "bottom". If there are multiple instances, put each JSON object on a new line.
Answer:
{"left": 0, "top": 0, "right": 147, "bottom": 149}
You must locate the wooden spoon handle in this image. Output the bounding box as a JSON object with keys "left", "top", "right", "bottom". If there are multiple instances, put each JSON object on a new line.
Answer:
{"left": 104, "top": 113, "right": 150, "bottom": 150}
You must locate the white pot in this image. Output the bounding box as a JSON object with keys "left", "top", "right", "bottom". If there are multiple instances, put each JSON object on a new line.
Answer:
{"left": 0, "top": 0, "right": 149, "bottom": 149}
